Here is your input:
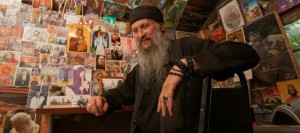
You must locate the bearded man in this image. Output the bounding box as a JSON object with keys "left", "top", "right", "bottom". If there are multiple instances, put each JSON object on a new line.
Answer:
{"left": 87, "top": 6, "right": 260, "bottom": 133}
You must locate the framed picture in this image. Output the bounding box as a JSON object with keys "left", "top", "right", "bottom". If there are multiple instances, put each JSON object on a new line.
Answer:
{"left": 67, "top": 24, "right": 91, "bottom": 53}
{"left": 218, "top": 0, "right": 246, "bottom": 33}
{"left": 239, "top": 0, "right": 263, "bottom": 23}
{"left": 276, "top": 0, "right": 300, "bottom": 13}
{"left": 226, "top": 28, "right": 245, "bottom": 42}
{"left": 243, "top": 12, "right": 298, "bottom": 87}
{"left": 277, "top": 79, "right": 300, "bottom": 103}
{"left": 102, "top": 77, "right": 123, "bottom": 93}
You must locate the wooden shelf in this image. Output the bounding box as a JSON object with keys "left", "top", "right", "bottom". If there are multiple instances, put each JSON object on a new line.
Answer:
{"left": 36, "top": 106, "right": 133, "bottom": 114}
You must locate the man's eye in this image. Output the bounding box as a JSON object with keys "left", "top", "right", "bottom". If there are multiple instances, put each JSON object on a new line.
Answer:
{"left": 133, "top": 29, "right": 138, "bottom": 33}
{"left": 141, "top": 24, "right": 148, "bottom": 29}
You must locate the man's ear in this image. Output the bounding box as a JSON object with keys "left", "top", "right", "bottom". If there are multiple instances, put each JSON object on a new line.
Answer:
{"left": 160, "top": 23, "right": 166, "bottom": 32}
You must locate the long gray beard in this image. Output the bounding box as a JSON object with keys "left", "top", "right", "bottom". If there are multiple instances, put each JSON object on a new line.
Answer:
{"left": 136, "top": 30, "right": 171, "bottom": 87}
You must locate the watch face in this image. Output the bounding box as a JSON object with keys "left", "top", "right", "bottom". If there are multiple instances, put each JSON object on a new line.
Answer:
{"left": 224, "top": 5, "right": 241, "bottom": 30}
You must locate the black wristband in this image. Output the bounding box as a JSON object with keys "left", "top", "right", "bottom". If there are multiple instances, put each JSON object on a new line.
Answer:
{"left": 168, "top": 72, "right": 184, "bottom": 78}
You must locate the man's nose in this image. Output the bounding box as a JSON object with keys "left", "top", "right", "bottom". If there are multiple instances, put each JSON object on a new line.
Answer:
{"left": 136, "top": 29, "right": 145, "bottom": 40}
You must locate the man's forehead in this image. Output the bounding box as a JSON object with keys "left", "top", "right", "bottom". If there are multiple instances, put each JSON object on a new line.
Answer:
{"left": 131, "top": 19, "right": 157, "bottom": 29}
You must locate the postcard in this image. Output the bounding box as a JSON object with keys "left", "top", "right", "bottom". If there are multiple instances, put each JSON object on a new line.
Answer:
{"left": 26, "top": 85, "right": 49, "bottom": 109}
{"left": 20, "top": 41, "right": 35, "bottom": 56}
{"left": 67, "top": 24, "right": 91, "bottom": 53}
{"left": 14, "top": 67, "right": 32, "bottom": 87}
{"left": 57, "top": 65, "right": 74, "bottom": 86}
{"left": 7, "top": 36, "right": 21, "bottom": 51}
{"left": 0, "top": 51, "right": 20, "bottom": 64}
{"left": 67, "top": 65, "right": 92, "bottom": 95}
{"left": 0, "top": 64, "right": 16, "bottom": 86}
{"left": 19, "top": 56, "right": 40, "bottom": 68}
{"left": 22, "top": 27, "right": 49, "bottom": 43}
{"left": 277, "top": 79, "right": 300, "bottom": 103}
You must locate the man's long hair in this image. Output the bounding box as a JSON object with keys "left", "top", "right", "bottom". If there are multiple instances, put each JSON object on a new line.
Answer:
{"left": 136, "top": 29, "right": 171, "bottom": 87}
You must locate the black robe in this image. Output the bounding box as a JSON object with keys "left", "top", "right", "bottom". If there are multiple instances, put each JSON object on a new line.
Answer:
{"left": 102, "top": 38, "right": 260, "bottom": 133}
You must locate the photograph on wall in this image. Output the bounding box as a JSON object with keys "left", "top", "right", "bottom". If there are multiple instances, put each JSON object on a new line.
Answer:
{"left": 84, "top": 53, "right": 96, "bottom": 69}
{"left": 102, "top": 77, "right": 123, "bottom": 93}
{"left": 22, "top": 27, "right": 49, "bottom": 43}
{"left": 226, "top": 28, "right": 245, "bottom": 42}
{"left": 57, "top": 65, "right": 74, "bottom": 86}
{"left": 239, "top": 0, "right": 263, "bottom": 23}
{"left": 0, "top": 64, "right": 16, "bottom": 86}
{"left": 14, "top": 67, "right": 32, "bottom": 87}
{"left": 20, "top": 41, "right": 35, "bottom": 56}
{"left": 29, "top": 75, "right": 40, "bottom": 87}
{"left": 163, "top": 0, "right": 187, "bottom": 29}
{"left": 96, "top": 55, "right": 106, "bottom": 69}
{"left": 0, "top": 51, "right": 20, "bottom": 64}
{"left": 243, "top": 12, "right": 298, "bottom": 87}
{"left": 6, "top": 37, "right": 21, "bottom": 51}
{"left": 106, "top": 60, "right": 120, "bottom": 70}
{"left": 261, "top": 85, "right": 281, "bottom": 104}
{"left": 257, "top": 0, "right": 277, "bottom": 15}
{"left": 91, "top": 69, "right": 107, "bottom": 95}
{"left": 26, "top": 85, "right": 49, "bottom": 109}
{"left": 19, "top": 56, "right": 40, "bottom": 68}
{"left": 91, "top": 29, "right": 109, "bottom": 55}
{"left": 67, "top": 65, "right": 91, "bottom": 95}
{"left": 67, "top": 52, "right": 85, "bottom": 65}
{"left": 67, "top": 24, "right": 90, "bottom": 53}
{"left": 218, "top": 0, "right": 246, "bottom": 33}
{"left": 276, "top": 0, "right": 300, "bottom": 13}
{"left": 277, "top": 79, "right": 300, "bottom": 103}
{"left": 40, "top": 64, "right": 59, "bottom": 85}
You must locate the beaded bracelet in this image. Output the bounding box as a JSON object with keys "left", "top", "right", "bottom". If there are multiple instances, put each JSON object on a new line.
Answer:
{"left": 164, "top": 59, "right": 191, "bottom": 81}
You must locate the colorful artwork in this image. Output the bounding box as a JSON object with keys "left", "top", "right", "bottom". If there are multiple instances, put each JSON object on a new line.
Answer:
{"left": 277, "top": 79, "right": 300, "bottom": 103}
{"left": 67, "top": 24, "right": 90, "bottom": 53}
{"left": 67, "top": 65, "right": 91, "bottom": 95}
{"left": 219, "top": 0, "right": 246, "bottom": 33}
{"left": 239, "top": 0, "right": 263, "bottom": 23}
{"left": 57, "top": 65, "right": 74, "bottom": 86}
{"left": 0, "top": 51, "right": 20, "bottom": 64}
{"left": 0, "top": 64, "right": 16, "bottom": 86}
{"left": 226, "top": 28, "right": 245, "bottom": 42}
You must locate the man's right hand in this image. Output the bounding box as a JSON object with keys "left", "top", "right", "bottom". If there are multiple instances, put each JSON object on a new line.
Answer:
{"left": 86, "top": 96, "right": 109, "bottom": 117}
